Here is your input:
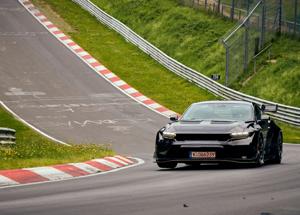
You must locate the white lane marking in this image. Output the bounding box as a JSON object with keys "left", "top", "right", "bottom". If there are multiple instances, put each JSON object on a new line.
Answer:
{"left": 113, "top": 80, "right": 126, "bottom": 87}
{"left": 93, "top": 159, "right": 120, "bottom": 168}
{"left": 5, "top": 88, "right": 46, "bottom": 96}
{"left": 70, "top": 163, "right": 101, "bottom": 174}
{"left": 86, "top": 58, "right": 97, "bottom": 64}
{"left": 78, "top": 51, "right": 89, "bottom": 57}
{"left": 25, "top": 167, "right": 73, "bottom": 181}
{"left": 148, "top": 103, "right": 161, "bottom": 109}
{"left": 136, "top": 95, "right": 148, "bottom": 102}
{"left": 0, "top": 157, "right": 144, "bottom": 189}
{"left": 64, "top": 39, "right": 73, "bottom": 44}
{"left": 162, "top": 110, "right": 177, "bottom": 117}
{"left": 48, "top": 27, "right": 59, "bottom": 32}
{"left": 94, "top": 65, "right": 106, "bottom": 71}
{"left": 37, "top": 15, "right": 47, "bottom": 20}
{"left": 56, "top": 33, "right": 66, "bottom": 38}
{"left": 104, "top": 73, "right": 116, "bottom": 79}
{"left": 0, "top": 101, "right": 69, "bottom": 146}
{"left": 43, "top": 21, "right": 52, "bottom": 26}
{"left": 0, "top": 175, "right": 19, "bottom": 186}
{"left": 71, "top": 44, "right": 81, "bottom": 50}
{"left": 115, "top": 155, "right": 134, "bottom": 164}
{"left": 125, "top": 88, "right": 137, "bottom": 94}
{"left": 106, "top": 157, "right": 129, "bottom": 166}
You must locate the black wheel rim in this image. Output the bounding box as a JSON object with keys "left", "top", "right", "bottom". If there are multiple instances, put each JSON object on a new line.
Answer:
{"left": 257, "top": 137, "right": 265, "bottom": 165}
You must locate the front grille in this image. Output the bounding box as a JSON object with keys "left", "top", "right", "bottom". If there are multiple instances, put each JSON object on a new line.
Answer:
{"left": 175, "top": 133, "right": 231, "bottom": 141}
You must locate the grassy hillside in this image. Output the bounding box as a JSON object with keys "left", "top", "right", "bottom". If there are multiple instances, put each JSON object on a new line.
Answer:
{"left": 91, "top": 0, "right": 300, "bottom": 107}
{"left": 238, "top": 37, "right": 300, "bottom": 105}
{"left": 31, "top": 0, "right": 300, "bottom": 143}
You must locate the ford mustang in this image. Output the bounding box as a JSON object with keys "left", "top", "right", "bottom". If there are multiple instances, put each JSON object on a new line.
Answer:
{"left": 154, "top": 101, "right": 283, "bottom": 168}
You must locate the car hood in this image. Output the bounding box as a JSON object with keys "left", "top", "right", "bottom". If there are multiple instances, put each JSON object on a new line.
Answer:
{"left": 166, "top": 120, "right": 249, "bottom": 134}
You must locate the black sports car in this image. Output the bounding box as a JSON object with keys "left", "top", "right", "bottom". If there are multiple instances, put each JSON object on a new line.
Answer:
{"left": 154, "top": 101, "right": 283, "bottom": 168}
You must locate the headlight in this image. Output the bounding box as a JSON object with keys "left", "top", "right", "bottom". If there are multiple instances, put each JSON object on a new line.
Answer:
{"left": 230, "top": 132, "right": 249, "bottom": 139}
{"left": 162, "top": 132, "right": 176, "bottom": 140}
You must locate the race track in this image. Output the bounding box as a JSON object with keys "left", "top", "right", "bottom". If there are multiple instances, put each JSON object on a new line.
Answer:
{"left": 0, "top": 1, "right": 299, "bottom": 214}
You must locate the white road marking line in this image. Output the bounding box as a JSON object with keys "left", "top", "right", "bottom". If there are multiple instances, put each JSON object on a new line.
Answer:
{"left": 106, "top": 157, "right": 129, "bottom": 166}
{"left": 0, "top": 175, "right": 19, "bottom": 186}
{"left": 48, "top": 27, "right": 59, "bottom": 32}
{"left": 105, "top": 73, "right": 116, "bottom": 79}
{"left": 113, "top": 80, "right": 126, "bottom": 87}
{"left": 94, "top": 65, "right": 106, "bottom": 71}
{"left": 71, "top": 44, "right": 81, "bottom": 50}
{"left": 93, "top": 159, "right": 120, "bottom": 168}
{"left": 124, "top": 88, "right": 137, "bottom": 94}
{"left": 64, "top": 39, "right": 73, "bottom": 44}
{"left": 43, "top": 21, "right": 52, "bottom": 26}
{"left": 78, "top": 51, "right": 89, "bottom": 57}
{"left": 25, "top": 167, "right": 73, "bottom": 181}
{"left": 148, "top": 103, "right": 161, "bottom": 109}
{"left": 162, "top": 110, "right": 177, "bottom": 116}
{"left": 136, "top": 95, "right": 148, "bottom": 102}
{"left": 115, "top": 155, "right": 134, "bottom": 164}
{"left": 86, "top": 58, "right": 97, "bottom": 64}
{"left": 56, "top": 33, "right": 65, "bottom": 38}
{"left": 69, "top": 163, "right": 101, "bottom": 174}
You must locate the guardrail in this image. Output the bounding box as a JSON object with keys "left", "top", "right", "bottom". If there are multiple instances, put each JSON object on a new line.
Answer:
{"left": 0, "top": 127, "right": 16, "bottom": 145}
{"left": 72, "top": 0, "right": 300, "bottom": 126}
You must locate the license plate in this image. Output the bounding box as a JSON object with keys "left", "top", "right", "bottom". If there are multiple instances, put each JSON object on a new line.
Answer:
{"left": 190, "top": 151, "right": 216, "bottom": 159}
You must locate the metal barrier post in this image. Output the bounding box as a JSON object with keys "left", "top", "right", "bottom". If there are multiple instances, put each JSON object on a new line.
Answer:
{"left": 225, "top": 45, "right": 230, "bottom": 86}
{"left": 294, "top": 0, "right": 298, "bottom": 35}
{"left": 260, "top": 0, "right": 266, "bottom": 49}
{"left": 244, "top": 1, "right": 250, "bottom": 71}
{"left": 231, "top": 0, "right": 235, "bottom": 20}
{"left": 278, "top": 0, "right": 282, "bottom": 35}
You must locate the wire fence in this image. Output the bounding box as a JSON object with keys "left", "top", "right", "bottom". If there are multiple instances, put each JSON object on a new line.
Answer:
{"left": 179, "top": 0, "right": 300, "bottom": 85}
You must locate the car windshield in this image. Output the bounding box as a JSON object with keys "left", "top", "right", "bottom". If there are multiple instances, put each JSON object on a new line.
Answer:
{"left": 181, "top": 103, "right": 254, "bottom": 122}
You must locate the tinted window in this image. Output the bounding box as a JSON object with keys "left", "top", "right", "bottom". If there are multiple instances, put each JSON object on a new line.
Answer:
{"left": 181, "top": 103, "right": 254, "bottom": 122}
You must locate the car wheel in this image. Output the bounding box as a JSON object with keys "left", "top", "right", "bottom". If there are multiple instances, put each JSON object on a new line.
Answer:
{"left": 255, "top": 136, "right": 265, "bottom": 167}
{"left": 271, "top": 132, "right": 283, "bottom": 164}
{"left": 157, "top": 162, "right": 177, "bottom": 169}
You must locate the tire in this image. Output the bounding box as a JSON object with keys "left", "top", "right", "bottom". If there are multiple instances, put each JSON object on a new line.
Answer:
{"left": 271, "top": 132, "right": 283, "bottom": 164}
{"left": 157, "top": 161, "right": 177, "bottom": 169}
{"left": 254, "top": 135, "right": 265, "bottom": 167}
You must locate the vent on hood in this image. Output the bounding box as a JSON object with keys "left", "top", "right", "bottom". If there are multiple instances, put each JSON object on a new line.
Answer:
{"left": 210, "top": 120, "right": 237, "bottom": 124}
{"left": 176, "top": 133, "right": 231, "bottom": 141}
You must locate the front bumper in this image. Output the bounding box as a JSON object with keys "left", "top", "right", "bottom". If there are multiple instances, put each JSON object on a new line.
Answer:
{"left": 154, "top": 137, "right": 257, "bottom": 164}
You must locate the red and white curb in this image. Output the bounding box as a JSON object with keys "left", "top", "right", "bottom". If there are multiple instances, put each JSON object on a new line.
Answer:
{"left": 0, "top": 156, "right": 141, "bottom": 188}
{"left": 19, "top": 0, "right": 176, "bottom": 118}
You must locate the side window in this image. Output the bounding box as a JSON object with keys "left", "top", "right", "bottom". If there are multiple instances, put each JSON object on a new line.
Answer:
{"left": 254, "top": 105, "right": 261, "bottom": 120}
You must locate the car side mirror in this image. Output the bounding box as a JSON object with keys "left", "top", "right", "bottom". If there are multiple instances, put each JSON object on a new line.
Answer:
{"left": 170, "top": 115, "right": 179, "bottom": 122}
{"left": 261, "top": 104, "right": 278, "bottom": 113}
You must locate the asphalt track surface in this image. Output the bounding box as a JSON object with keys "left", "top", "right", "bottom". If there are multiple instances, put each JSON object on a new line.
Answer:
{"left": 0, "top": 1, "right": 300, "bottom": 215}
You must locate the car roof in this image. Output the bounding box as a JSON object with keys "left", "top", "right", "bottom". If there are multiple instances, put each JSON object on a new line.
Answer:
{"left": 192, "top": 100, "right": 253, "bottom": 106}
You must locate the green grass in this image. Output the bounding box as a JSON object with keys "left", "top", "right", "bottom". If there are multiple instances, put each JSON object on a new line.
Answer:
{"left": 0, "top": 107, "right": 114, "bottom": 170}
{"left": 91, "top": 0, "right": 233, "bottom": 85}
{"left": 30, "top": 0, "right": 300, "bottom": 144}
{"left": 238, "top": 37, "right": 300, "bottom": 106}
{"left": 89, "top": 0, "right": 300, "bottom": 108}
